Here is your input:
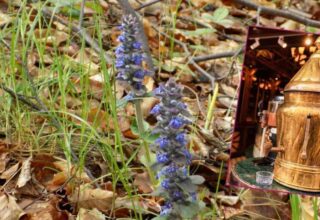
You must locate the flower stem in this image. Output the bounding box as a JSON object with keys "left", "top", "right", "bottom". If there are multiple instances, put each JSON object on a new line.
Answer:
{"left": 134, "top": 99, "right": 156, "bottom": 185}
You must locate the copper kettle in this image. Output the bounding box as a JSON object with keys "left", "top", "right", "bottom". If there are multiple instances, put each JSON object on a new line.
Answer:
{"left": 274, "top": 38, "right": 320, "bottom": 191}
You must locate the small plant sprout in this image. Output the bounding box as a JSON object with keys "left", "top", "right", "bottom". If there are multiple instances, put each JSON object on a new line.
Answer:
{"left": 151, "top": 78, "right": 205, "bottom": 220}
{"left": 115, "top": 14, "right": 155, "bottom": 182}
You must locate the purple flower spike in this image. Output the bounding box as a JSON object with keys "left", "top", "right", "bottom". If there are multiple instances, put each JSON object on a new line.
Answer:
{"left": 115, "top": 15, "right": 152, "bottom": 97}
{"left": 151, "top": 78, "right": 202, "bottom": 219}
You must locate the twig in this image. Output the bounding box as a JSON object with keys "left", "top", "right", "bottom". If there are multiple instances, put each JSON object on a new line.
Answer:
{"left": 135, "top": 0, "right": 162, "bottom": 11}
{"left": 151, "top": 23, "right": 216, "bottom": 88}
{"left": 193, "top": 47, "right": 244, "bottom": 63}
{"left": 0, "top": 84, "right": 42, "bottom": 111}
{"left": 41, "top": 8, "right": 113, "bottom": 65}
{"left": 183, "top": 85, "right": 206, "bottom": 118}
{"left": 116, "top": 0, "right": 155, "bottom": 72}
{"left": 78, "top": 0, "right": 86, "bottom": 29}
{"left": 234, "top": 0, "right": 320, "bottom": 28}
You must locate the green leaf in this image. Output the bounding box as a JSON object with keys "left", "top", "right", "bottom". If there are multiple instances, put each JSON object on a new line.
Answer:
{"left": 178, "top": 179, "right": 197, "bottom": 193}
{"left": 183, "top": 28, "right": 216, "bottom": 37}
{"left": 130, "top": 119, "right": 150, "bottom": 136}
{"left": 140, "top": 152, "right": 156, "bottom": 168}
{"left": 189, "top": 175, "right": 205, "bottom": 185}
{"left": 152, "top": 215, "right": 168, "bottom": 220}
{"left": 144, "top": 133, "right": 160, "bottom": 142}
{"left": 212, "top": 7, "right": 229, "bottom": 22}
{"left": 176, "top": 202, "right": 201, "bottom": 219}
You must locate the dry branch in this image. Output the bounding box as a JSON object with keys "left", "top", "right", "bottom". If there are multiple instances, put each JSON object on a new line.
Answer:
{"left": 135, "top": 0, "right": 162, "bottom": 11}
{"left": 234, "top": 0, "right": 320, "bottom": 28}
{"left": 193, "top": 47, "right": 244, "bottom": 63}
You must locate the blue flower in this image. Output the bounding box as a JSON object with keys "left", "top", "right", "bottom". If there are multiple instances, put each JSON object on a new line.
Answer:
{"left": 150, "top": 104, "right": 161, "bottom": 115}
{"left": 133, "top": 41, "right": 142, "bottom": 49}
{"left": 115, "top": 45, "right": 125, "bottom": 55}
{"left": 163, "top": 165, "right": 178, "bottom": 176}
{"left": 161, "top": 179, "right": 170, "bottom": 189}
{"left": 160, "top": 202, "right": 172, "bottom": 216}
{"left": 177, "top": 102, "right": 187, "bottom": 109}
{"left": 133, "top": 70, "right": 145, "bottom": 79}
{"left": 117, "top": 35, "right": 125, "bottom": 42}
{"left": 157, "top": 153, "right": 169, "bottom": 163}
{"left": 115, "top": 59, "right": 125, "bottom": 68}
{"left": 132, "top": 54, "right": 143, "bottom": 65}
{"left": 115, "top": 15, "right": 150, "bottom": 97}
{"left": 169, "top": 117, "right": 186, "bottom": 129}
{"left": 172, "top": 190, "right": 183, "bottom": 200}
{"left": 175, "top": 132, "right": 186, "bottom": 145}
{"left": 154, "top": 85, "right": 165, "bottom": 96}
{"left": 155, "top": 137, "right": 169, "bottom": 149}
{"left": 190, "top": 192, "right": 197, "bottom": 201}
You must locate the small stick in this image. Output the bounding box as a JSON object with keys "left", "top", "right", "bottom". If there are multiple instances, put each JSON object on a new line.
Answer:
{"left": 234, "top": 0, "right": 320, "bottom": 28}
{"left": 135, "top": 0, "right": 162, "bottom": 11}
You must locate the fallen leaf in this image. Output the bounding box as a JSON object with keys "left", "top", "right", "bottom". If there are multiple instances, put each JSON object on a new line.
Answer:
{"left": 133, "top": 172, "right": 153, "bottom": 194}
{"left": 0, "top": 193, "right": 25, "bottom": 220}
{"left": 23, "top": 195, "right": 69, "bottom": 220}
{"left": 0, "top": 162, "right": 19, "bottom": 180}
{"left": 76, "top": 208, "right": 105, "bottom": 220}
{"left": 17, "top": 156, "right": 32, "bottom": 188}
{"left": 0, "top": 152, "right": 9, "bottom": 173}
{"left": 69, "top": 184, "right": 115, "bottom": 211}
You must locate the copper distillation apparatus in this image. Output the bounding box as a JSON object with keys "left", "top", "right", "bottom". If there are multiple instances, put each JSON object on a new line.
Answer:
{"left": 272, "top": 37, "right": 320, "bottom": 191}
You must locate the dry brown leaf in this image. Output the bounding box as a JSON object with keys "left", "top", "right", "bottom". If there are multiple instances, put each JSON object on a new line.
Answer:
{"left": 23, "top": 196, "right": 68, "bottom": 220}
{"left": 69, "top": 184, "right": 115, "bottom": 211}
{"left": 220, "top": 83, "right": 237, "bottom": 98}
{"left": 133, "top": 172, "right": 153, "bottom": 194}
{"left": 0, "top": 152, "right": 9, "bottom": 173}
{"left": 76, "top": 208, "right": 105, "bottom": 220}
{"left": 0, "top": 12, "right": 11, "bottom": 26}
{"left": 53, "top": 161, "right": 91, "bottom": 183}
{"left": 190, "top": 134, "right": 209, "bottom": 157}
{"left": 0, "top": 162, "right": 19, "bottom": 180}
{"left": 17, "top": 156, "right": 32, "bottom": 188}
{"left": 0, "top": 193, "right": 25, "bottom": 220}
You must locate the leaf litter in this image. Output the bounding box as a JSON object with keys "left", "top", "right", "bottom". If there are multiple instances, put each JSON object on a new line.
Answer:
{"left": 0, "top": 0, "right": 318, "bottom": 219}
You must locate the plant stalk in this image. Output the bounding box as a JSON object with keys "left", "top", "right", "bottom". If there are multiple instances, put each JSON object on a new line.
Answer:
{"left": 134, "top": 99, "right": 156, "bottom": 185}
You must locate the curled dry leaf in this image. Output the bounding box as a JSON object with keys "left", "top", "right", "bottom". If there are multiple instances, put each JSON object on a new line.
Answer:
{"left": 22, "top": 196, "right": 69, "bottom": 220}
{"left": 0, "top": 162, "right": 20, "bottom": 180}
{"left": 76, "top": 208, "right": 105, "bottom": 220}
{"left": 69, "top": 184, "right": 115, "bottom": 211}
{"left": 0, "top": 193, "right": 25, "bottom": 220}
{"left": 17, "top": 156, "right": 32, "bottom": 188}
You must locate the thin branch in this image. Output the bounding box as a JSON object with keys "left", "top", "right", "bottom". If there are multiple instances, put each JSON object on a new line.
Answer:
{"left": 193, "top": 47, "right": 244, "bottom": 63}
{"left": 135, "top": 0, "right": 162, "bottom": 11}
{"left": 150, "top": 24, "right": 216, "bottom": 89}
{"left": 116, "top": 0, "right": 155, "bottom": 72}
{"left": 234, "top": 0, "right": 320, "bottom": 28}
{"left": 0, "top": 84, "right": 42, "bottom": 111}
{"left": 41, "top": 8, "right": 113, "bottom": 65}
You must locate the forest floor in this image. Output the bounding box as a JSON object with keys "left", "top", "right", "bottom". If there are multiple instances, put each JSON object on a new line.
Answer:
{"left": 0, "top": 0, "right": 319, "bottom": 219}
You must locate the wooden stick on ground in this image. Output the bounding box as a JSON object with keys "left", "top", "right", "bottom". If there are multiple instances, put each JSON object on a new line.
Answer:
{"left": 234, "top": 0, "right": 320, "bottom": 28}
